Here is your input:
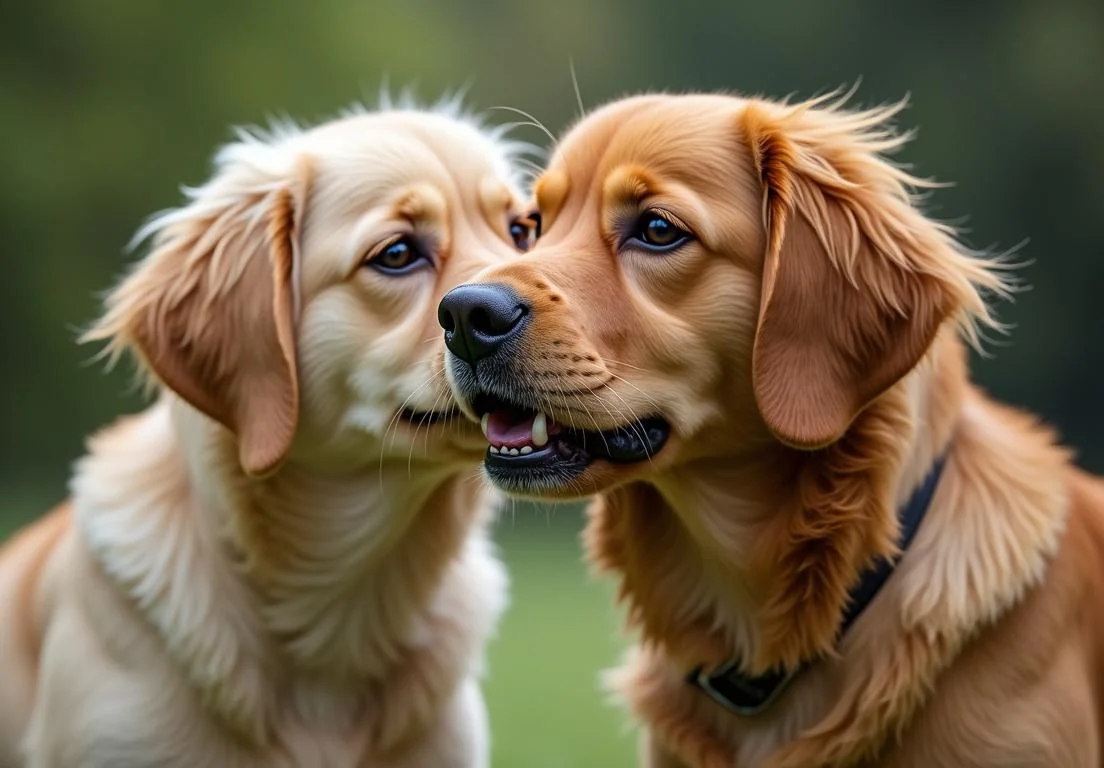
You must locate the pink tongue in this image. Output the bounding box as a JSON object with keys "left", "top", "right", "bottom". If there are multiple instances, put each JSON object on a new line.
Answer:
{"left": 486, "top": 410, "right": 535, "bottom": 448}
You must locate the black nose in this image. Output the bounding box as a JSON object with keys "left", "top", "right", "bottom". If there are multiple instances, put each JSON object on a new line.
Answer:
{"left": 438, "top": 283, "right": 529, "bottom": 367}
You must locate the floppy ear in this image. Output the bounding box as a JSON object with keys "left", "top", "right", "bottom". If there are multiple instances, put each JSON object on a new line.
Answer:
{"left": 85, "top": 148, "right": 312, "bottom": 476}
{"left": 741, "top": 102, "right": 958, "bottom": 449}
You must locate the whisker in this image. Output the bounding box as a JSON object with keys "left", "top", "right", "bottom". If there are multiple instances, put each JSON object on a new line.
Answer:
{"left": 569, "top": 391, "right": 613, "bottom": 456}
{"left": 600, "top": 357, "right": 649, "bottom": 373}
{"left": 383, "top": 376, "right": 437, "bottom": 453}
{"left": 599, "top": 384, "right": 656, "bottom": 467}
{"left": 411, "top": 387, "right": 448, "bottom": 474}
{"left": 379, "top": 375, "right": 438, "bottom": 490}
{"left": 554, "top": 382, "right": 580, "bottom": 433}
{"left": 569, "top": 59, "right": 586, "bottom": 118}
{"left": 603, "top": 372, "right": 664, "bottom": 414}
{"left": 516, "top": 158, "right": 547, "bottom": 177}
{"left": 487, "top": 106, "right": 556, "bottom": 145}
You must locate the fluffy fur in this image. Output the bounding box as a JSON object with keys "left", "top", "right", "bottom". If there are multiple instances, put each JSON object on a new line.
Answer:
{"left": 444, "top": 91, "right": 1104, "bottom": 765}
{"left": 0, "top": 100, "right": 533, "bottom": 767}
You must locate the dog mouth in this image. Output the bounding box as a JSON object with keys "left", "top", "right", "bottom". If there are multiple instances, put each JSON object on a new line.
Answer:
{"left": 397, "top": 407, "right": 463, "bottom": 427}
{"left": 471, "top": 392, "right": 671, "bottom": 490}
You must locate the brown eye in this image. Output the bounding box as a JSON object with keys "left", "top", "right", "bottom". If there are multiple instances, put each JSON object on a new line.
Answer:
{"left": 508, "top": 211, "right": 542, "bottom": 252}
{"left": 367, "top": 237, "right": 427, "bottom": 275}
{"left": 630, "top": 211, "right": 691, "bottom": 251}
{"left": 509, "top": 220, "right": 532, "bottom": 251}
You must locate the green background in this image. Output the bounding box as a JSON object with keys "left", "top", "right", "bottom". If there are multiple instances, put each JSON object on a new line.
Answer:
{"left": 2, "top": 1, "right": 1103, "bottom": 765}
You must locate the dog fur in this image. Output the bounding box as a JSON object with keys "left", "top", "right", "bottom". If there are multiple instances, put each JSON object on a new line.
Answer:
{"left": 0, "top": 101, "right": 532, "bottom": 767}
{"left": 444, "top": 91, "right": 1104, "bottom": 766}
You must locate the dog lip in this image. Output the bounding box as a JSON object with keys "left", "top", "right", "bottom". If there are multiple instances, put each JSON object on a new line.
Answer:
{"left": 484, "top": 438, "right": 591, "bottom": 491}
{"left": 478, "top": 393, "right": 670, "bottom": 468}
{"left": 397, "top": 407, "right": 463, "bottom": 426}
{"left": 486, "top": 443, "right": 562, "bottom": 465}
{"left": 446, "top": 365, "right": 673, "bottom": 472}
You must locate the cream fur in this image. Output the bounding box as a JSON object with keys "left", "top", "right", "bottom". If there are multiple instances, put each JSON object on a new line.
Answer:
{"left": 0, "top": 100, "right": 531, "bottom": 767}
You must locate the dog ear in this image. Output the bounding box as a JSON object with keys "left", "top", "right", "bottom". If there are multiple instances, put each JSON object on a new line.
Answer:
{"left": 86, "top": 148, "right": 312, "bottom": 477}
{"left": 741, "top": 101, "right": 962, "bottom": 449}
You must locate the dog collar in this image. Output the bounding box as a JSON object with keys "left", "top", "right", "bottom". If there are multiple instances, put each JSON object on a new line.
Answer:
{"left": 687, "top": 455, "right": 948, "bottom": 716}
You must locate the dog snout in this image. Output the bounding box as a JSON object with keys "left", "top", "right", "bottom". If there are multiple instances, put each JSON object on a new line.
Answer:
{"left": 438, "top": 283, "right": 529, "bottom": 367}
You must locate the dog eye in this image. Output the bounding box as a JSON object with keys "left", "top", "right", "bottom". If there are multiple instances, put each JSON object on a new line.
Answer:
{"left": 509, "top": 211, "right": 542, "bottom": 252}
{"left": 628, "top": 211, "right": 691, "bottom": 252}
{"left": 509, "top": 220, "right": 532, "bottom": 252}
{"left": 367, "top": 237, "right": 427, "bottom": 275}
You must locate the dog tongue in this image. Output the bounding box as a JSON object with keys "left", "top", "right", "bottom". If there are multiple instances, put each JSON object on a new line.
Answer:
{"left": 486, "top": 410, "right": 536, "bottom": 448}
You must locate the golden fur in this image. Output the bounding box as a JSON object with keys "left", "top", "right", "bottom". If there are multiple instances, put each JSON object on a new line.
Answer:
{"left": 0, "top": 102, "right": 532, "bottom": 767}
{"left": 445, "top": 92, "right": 1104, "bottom": 765}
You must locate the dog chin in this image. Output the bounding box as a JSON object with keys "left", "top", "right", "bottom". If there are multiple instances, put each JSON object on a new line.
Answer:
{"left": 480, "top": 456, "right": 630, "bottom": 500}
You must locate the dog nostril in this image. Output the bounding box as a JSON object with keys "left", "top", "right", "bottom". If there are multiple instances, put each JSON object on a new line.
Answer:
{"left": 469, "top": 304, "right": 526, "bottom": 336}
{"left": 468, "top": 307, "right": 493, "bottom": 336}
{"left": 440, "top": 311, "right": 456, "bottom": 334}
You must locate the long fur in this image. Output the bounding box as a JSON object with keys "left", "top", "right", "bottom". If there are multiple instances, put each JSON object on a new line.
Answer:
{"left": 0, "top": 100, "right": 530, "bottom": 767}
{"left": 445, "top": 90, "right": 1104, "bottom": 766}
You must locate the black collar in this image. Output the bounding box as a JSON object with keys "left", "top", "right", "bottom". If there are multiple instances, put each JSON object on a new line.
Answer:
{"left": 687, "top": 455, "right": 947, "bottom": 716}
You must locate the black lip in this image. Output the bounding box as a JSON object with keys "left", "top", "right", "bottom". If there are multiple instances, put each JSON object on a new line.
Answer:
{"left": 485, "top": 440, "right": 593, "bottom": 492}
{"left": 566, "top": 418, "right": 671, "bottom": 463}
{"left": 477, "top": 392, "right": 671, "bottom": 493}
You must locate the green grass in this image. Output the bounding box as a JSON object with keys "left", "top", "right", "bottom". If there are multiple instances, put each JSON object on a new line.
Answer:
{"left": 486, "top": 511, "right": 635, "bottom": 766}
{"left": 1, "top": 494, "right": 636, "bottom": 767}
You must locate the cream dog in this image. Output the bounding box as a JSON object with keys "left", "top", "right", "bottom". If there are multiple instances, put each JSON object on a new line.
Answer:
{"left": 0, "top": 99, "right": 535, "bottom": 767}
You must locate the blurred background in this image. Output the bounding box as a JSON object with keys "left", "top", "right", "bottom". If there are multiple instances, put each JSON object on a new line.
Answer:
{"left": 2, "top": 1, "right": 1102, "bottom": 764}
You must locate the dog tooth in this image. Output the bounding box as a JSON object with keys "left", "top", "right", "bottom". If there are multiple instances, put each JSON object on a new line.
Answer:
{"left": 532, "top": 412, "right": 548, "bottom": 447}
{"left": 520, "top": 446, "right": 533, "bottom": 455}
{"left": 489, "top": 446, "right": 499, "bottom": 454}
{"left": 509, "top": 447, "right": 520, "bottom": 456}
{"left": 480, "top": 413, "right": 490, "bottom": 439}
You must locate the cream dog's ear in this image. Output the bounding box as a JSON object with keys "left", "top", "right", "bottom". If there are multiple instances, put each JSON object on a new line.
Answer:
{"left": 85, "top": 143, "right": 312, "bottom": 476}
{"left": 740, "top": 97, "right": 1002, "bottom": 449}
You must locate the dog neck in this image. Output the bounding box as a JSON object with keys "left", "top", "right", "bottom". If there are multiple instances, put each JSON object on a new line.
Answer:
{"left": 72, "top": 395, "right": 502, "bottom": 744}
{"left": 588, "top": 328, "right": 1069, "bottom": 683}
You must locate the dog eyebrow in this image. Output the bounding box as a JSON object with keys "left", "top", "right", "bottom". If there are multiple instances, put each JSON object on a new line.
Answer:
{"left": 477, "top": 176, "right": 514, "bottom": 228}
{"left": 533, "top": 170, "right": 569, "bottom": 225}
{"left": 392, "top": 187, "right": 446, "bottom": 222}
{"left": 389, "top": 184, "right": 451, "bottom": 255}
{"left": 602, "top": 165, "right": 660, "bottom": 208}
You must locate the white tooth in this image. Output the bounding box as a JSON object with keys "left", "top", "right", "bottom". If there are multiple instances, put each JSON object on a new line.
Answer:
{"left": 509, "top": 447, "right": 520, "bottom": 456}
{"left": 520, "top": 446, "right": 533, "bottom": 455}
{"left": 532, "top": 412, "right": 548, "bottom": 447}
{"left": 489, "top": 446, "right": 499, "bottom": 454}
{"left": 480, "top": 413, "right": 490, "bottom": 439}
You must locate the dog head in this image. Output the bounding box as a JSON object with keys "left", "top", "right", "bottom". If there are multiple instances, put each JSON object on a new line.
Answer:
{"left": 439, "top": 92, "right": 1008, "bottom": 498}
{"left": 86, "top": 104, "right": 534, "bottom": 477}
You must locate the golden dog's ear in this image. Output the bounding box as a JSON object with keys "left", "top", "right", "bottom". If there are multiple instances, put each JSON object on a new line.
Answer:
{"left": 742, "top": 100, "right": 987, "bottom": 449}
{"left": 86, "top": 149, "right": 312, "bottom": 476}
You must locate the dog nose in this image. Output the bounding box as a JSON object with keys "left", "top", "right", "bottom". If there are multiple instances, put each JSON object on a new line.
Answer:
{"left": 438, "top": 283, "right": 529, "bottom": 367}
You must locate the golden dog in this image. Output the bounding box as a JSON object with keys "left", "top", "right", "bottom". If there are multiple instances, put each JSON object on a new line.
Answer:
{"left": 439, "top": 91, "right": 1104, "bottom": 766}
{"left": 0, "top": 101, "right": 535, "bottom": 767}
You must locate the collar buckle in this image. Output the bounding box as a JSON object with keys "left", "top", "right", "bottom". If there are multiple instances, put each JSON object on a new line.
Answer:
{"left": 688, "top": 660, "right": 801, "bottom": 716}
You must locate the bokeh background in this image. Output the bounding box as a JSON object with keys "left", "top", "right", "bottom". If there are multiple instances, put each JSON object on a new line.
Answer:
{"left": 2, "top": 1, "right": 1103, "bottom": 764}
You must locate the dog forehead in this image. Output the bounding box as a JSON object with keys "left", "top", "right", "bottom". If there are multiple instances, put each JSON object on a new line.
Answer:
{"left": 305, "top": 113, "right": 516, "bottom": 196}
{"left": 549, "top": 95, "right": 750, "bottom": 202}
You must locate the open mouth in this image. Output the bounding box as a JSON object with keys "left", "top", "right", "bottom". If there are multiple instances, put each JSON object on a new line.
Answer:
{"left": 472, "top": 393, "right": 671, "bottom": 490}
